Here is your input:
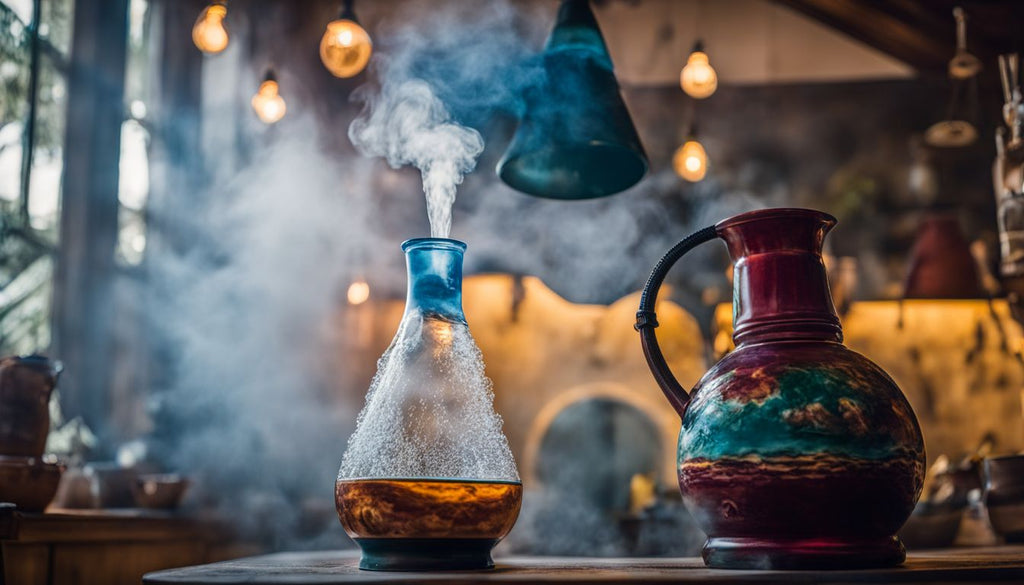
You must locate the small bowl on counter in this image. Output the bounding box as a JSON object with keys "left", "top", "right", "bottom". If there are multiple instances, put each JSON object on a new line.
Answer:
{"left": 132, "top": 474, "right": 190, "bottom": 510}
{"left": 0, "top": 455, "right": 64, "bottom": 512}
{"left": 899, "top": 500, "right": 964, "bottom": 549}
{"left": 984, "top": 454, "right": 1024, "bottom": 542}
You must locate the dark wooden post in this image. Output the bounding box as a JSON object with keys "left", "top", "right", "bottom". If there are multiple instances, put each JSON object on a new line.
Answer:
{"left": 51, "top": 0, "right": 130, "bottom": 433}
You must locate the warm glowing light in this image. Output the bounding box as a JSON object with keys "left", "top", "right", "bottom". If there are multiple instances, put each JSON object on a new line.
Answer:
{"left": 347, "top": 279, "right": 370, "bottom": 305}
{"left": 680, "top": 50, "right": 718, "bottom": 99}
{"left": 251, "top": 79, "right": 286, "bottom": 125}
{"left": 320, "top": 19, "right": 372, "bottom": 78}
{"left": 673, "top": 140, "right": 708, "bottom": 182}
{"left": 192, "top": 3, "right": 229, "bottom": 55}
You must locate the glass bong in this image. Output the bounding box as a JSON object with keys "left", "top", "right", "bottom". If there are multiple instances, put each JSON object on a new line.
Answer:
{"left": 336, "top": 238, "right": 522, "bottom": 571}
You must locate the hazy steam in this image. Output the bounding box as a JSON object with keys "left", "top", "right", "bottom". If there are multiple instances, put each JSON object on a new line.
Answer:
{"left": 349, "top": 79, "right": 484, "bottom": 239}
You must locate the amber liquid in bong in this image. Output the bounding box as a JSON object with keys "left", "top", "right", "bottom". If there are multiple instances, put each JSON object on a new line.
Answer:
{"left": 335, "top": 478, "right": 522, "bottom": 543}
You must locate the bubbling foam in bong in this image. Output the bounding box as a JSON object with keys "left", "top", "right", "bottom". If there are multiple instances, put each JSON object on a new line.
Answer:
{"left": 339, "top": 310, "right": 519, "bottom": 481}
{"left": 349, "top": 80, "right": 484, "bottom": 239}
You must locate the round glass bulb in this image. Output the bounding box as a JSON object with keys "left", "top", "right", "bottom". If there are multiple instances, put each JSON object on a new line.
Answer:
{"left": 680, "top": 51, "right": 718, "bottom": 99}
{"left": 192, "top": 3, "right": 229, "bottom": 55}
{"left": 251, "top": 80, "right": 287, "bottom": 125}
{"left": 320, "top": 19, "right": 372, "bottom": 78}
{"left": 673, "top": 140, "right": 708, "bottom": 182}
{"left": 347, "top": 279, "right": 370, "bottom": 305}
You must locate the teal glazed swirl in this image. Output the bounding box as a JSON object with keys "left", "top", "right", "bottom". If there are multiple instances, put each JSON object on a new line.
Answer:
{"left": 680, "top": 352, "right": 922, "bottom": 462}
{"left": 676, "top": 341, "right": 925, "bottom": 557}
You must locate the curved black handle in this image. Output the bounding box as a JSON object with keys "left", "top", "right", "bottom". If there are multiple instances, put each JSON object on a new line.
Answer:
{"left": 635, "top": 225, "right": 718, "bottom": 414}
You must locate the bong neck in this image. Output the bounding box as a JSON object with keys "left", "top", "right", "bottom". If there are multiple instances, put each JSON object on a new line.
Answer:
{"left": 717, "top": 209, "right": 843, "bottom": 347}
{"left": 402, "top": 238, "right": 467, "bottom": 323}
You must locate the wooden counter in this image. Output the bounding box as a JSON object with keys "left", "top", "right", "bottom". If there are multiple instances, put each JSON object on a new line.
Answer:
{"left": 0, "top": 505, "right": 247, "bottom": 585}
{"left": 145, "top": 547, "right": 1024, "bottom": 584}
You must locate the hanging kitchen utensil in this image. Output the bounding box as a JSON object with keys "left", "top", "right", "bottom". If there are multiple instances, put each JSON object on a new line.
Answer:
{"left": 995, "top": 54, "right": 1024, "bottom": 288}
{"left": 497, "top": 0, "right": 647, "bottom": 199}
{"left": 949, "top": 7, "right": 982, "bottom": 80}
{"left": 636, "top": 209, "right": 925, "bottom": 570}
{"left": 924, "top": 77, "right": 978, "bottom": 148}
{"left": 925, "top": 7, "right": 980, "bottom": 148}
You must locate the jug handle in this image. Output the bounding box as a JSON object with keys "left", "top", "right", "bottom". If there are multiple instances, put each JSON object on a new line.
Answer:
{"left": 635, "top": 225, "right": 718, "bottom": 414}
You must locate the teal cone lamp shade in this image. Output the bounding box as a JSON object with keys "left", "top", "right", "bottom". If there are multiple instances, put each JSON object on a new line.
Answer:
{"left": 497, "top": 0, "right": 648, "bottom": 200}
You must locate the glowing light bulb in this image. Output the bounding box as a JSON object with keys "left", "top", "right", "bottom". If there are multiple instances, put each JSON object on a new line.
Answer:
{"left": 251, "top": 76, "right": 286, "bottom": 125}
{"left": 347, "top": 279, "right": 370, "bottom": 305}
{"left": 673, "top": 140, "right": 708, "bottom": 182}
{"left": 320, "top": 18, "right": 372, "bottom": 78}
{"left": 680, "top": 45, "right": 718, "bottom": 99}
{"left": 192, "top": 2, "right": 229, "bottom": 55}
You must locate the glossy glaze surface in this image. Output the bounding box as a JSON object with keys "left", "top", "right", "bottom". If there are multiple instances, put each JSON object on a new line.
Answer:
{"left": 641, "top": 209, "right": 926, "bottom": 569}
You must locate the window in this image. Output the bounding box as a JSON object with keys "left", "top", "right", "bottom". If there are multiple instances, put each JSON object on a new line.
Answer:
{"left": 0, "top": 0, "right": 73, "bottom": 355}
{"left": 116, "top": 0, "right": 151, "bottom": 267}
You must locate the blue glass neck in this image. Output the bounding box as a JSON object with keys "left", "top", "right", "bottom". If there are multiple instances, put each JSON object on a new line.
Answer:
{"left": 402, "top": 238, "right": 467, "bottom": 323}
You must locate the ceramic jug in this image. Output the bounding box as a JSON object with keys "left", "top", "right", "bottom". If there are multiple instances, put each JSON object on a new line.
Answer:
{"left": 0, "top": 355, "right": 62, "bottom": 457}
{"left": 636, "top": 208, "right": 925, "bottom": 570}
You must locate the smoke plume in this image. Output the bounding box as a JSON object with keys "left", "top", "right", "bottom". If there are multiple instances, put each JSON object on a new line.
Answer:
{"left": 349, "top": 79, "right": 483, "bottom": 238}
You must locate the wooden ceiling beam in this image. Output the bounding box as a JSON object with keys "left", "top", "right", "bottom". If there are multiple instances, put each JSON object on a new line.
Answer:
{"left": 769, "top": 0, "right": 957, "bottom": 74}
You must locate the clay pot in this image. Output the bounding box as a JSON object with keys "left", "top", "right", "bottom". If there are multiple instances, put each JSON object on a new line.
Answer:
{"left": 903, "top": 214, "right": 984, "bottom": 299}
{"left": 0, "top": 455, "right": 64, "bottom": 512}
{"left": 0, "top": 355, "right": 62, "bottom": 457}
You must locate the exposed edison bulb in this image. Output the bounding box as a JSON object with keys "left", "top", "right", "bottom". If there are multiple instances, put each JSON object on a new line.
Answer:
{"left": 251, "top": 78, "right": 286, "bottom": 125}
{"left": 680, "top": 48, "right": 718, "bottom": 99}
{"left": 320, "top": 18, "right": 372, "bottom": 78}
{"left": 192, "top": 2, "right": 229, "bottom": 55}
{"left": 673, "top": 140, "right": 708, "bottom": 182}
{"left": 347, "top": 279, "right": 370, "bottom": 305}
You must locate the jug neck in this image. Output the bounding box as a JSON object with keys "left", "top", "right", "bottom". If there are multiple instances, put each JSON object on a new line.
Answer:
{"left": 716, "top": 209, "right": 843, "bottom": 347}
{"left": 402, "top": 238, "right": 467, "bottom": 323}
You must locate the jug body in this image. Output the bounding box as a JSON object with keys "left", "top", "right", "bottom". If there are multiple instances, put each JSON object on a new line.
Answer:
{"left": 638, "top": 209, "right": 925, "bottom": 569}
{"left": 0, "top": 355, "right": 62, "bottom": 457}
{"left": 681, "top": 341, "right": 924, "bottom": 569}
{"left": 336, "top": 238, "right": 521, "bottom": 571}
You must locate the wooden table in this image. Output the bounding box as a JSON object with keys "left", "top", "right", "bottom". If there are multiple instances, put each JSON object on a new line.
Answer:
{"left": 145, "top": 547, "right": 1024, "bottom": 584}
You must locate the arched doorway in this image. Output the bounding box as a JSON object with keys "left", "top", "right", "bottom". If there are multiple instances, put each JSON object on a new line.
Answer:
{"left": 535, "top": 398, "right": 662, "bottom": 513}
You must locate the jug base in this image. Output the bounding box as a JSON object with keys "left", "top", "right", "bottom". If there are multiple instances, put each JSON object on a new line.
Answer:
{"left": 702, "top": 535, "right": 906, "bottom": 570}
{"left": 355, "top": 538, "right": 498, "bottom": 571}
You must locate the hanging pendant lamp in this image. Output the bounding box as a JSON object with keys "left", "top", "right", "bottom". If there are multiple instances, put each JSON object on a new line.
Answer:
{"left": 496, "top": 0, "right": 647, "bottom": 200}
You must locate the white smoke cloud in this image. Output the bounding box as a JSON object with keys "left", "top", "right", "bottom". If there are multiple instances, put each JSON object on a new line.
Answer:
{"left": 349, "top": 79, "right": 484, "bottom": 239}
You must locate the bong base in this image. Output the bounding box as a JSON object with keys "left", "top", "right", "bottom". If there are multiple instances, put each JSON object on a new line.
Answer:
{"left": 703, "top": 536, "right": 906, "bottom": 570}
{"left": 354, "top": 538, "right": 499, "bottom": 571}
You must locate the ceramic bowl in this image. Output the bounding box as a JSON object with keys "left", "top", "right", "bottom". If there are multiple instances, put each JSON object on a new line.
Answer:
{"left": 898, "top": 501, "right": 963, "bottom": 549}
{"left": 84, "top": 462, "right": 138, "bottom": 508}
{"left": 984, "top": 454, "right": 1024, "bottom": 542}
{"left": 0, "top": 455, "right": 64, "bottom": 512}
{"left": 132, "top": 474, "right": 190, "bottom": 510}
